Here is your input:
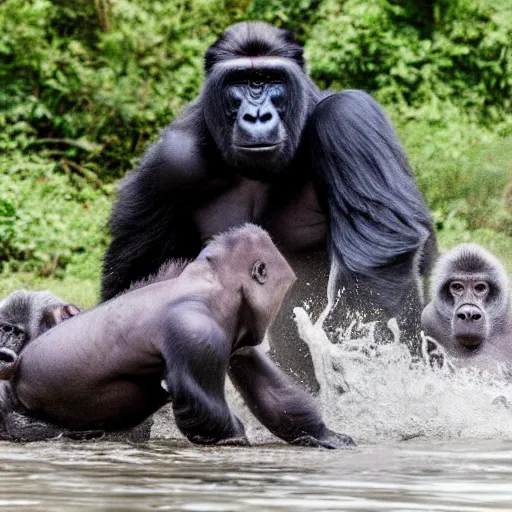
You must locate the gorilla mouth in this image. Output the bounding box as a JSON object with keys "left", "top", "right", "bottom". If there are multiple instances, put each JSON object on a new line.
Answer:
{"left": 456, "top": 335, "right": 483, "bottom": 350}
{"left": 235, "top": 143, "right": 283, "bottom": 151}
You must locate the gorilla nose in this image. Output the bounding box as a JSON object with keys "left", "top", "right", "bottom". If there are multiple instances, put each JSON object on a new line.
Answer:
{"left": 456, "top": 305, "right": 482, "bottom": 321}
{"left": 237, "top": 105, "right": 280, "bottom": 146}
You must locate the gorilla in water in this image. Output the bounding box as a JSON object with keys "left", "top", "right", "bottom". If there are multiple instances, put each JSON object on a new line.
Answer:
{"left": 101, "top": 21, "right": 436, "bottom": 389}
{"left": 421, "top": 244, "right": 512, "bottom": 372}
{"left": 12, "top": 225, "right": 353, "bottom": 448}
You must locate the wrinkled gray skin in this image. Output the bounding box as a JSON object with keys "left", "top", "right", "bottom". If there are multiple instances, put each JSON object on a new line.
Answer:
{"left": 421, "top": 244, "right": 512, "bottom": 372}
{"left": 0, "top": 290, "right": 80, "bottom": 380}
{"left": 14, "top": 225, "right": 354, "bottom": 448}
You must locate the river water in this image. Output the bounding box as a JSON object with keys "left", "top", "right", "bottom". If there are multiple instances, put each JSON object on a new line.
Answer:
{"left": 1, "top": 307, "right": 512, "bottom": 510}
{"left": 1, "top": 439, "right": 512, "bottom": 511}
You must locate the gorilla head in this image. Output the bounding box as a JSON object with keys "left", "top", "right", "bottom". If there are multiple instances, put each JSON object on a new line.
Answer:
{"left": 197, "top": 224, "right": 296, "bottom": 343}
{"left": 0, "top": 290, "right": 80, "bottom": 379}
{"left": 201, "top": 22, "right": 318, "bottom": 178}
{"left": 422, "top": 244, "right": 510, "bottom": 358}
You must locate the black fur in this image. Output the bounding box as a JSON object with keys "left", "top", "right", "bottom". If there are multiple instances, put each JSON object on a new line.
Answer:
{"left": 307, "top": 91, "right": 434, "bottom": 311}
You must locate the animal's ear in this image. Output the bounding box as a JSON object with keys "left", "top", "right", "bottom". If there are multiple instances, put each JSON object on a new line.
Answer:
{"left": 61, "top": 304, "right": 81, "bottom": 319}
{"left": 0, "top": 347, "right": 18, "bottom": 380}
{"left": 251, "top": 261, "right": 267, "bottom": 284}
{"left": 40, "top": 303, "right": 81, "bottom": 333}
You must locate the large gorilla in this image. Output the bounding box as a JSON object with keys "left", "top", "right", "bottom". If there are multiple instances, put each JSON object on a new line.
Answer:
{"left": 101, "top": 22, "right": 436, "bottom": 389}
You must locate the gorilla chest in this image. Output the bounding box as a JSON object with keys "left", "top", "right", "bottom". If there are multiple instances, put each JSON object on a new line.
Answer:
{"left": 193, "top": 178, "right": 328, "bottom": 251}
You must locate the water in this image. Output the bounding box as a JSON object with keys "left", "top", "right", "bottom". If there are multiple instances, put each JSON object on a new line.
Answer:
{"left": 1, "top": 440, "right": 512, "bottom": 510}
{"left": 2, "top": 307, "right": 512, "bottom": 510}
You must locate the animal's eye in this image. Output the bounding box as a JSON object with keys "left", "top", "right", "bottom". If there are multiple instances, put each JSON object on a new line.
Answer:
{"left": 449, "top": 282, "right": 464, "bottom": 294}
{"left": 251, "top": 261, "right": 267, "bottom": 284}
{"left": 474, "top": 282, "right": 488, "bottom": 295}
{"left": 0, "top": 323, "right": 24, "bottom": 338}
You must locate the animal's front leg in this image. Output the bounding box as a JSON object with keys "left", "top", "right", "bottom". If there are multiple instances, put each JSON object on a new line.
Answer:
{"left": 161, "top": 304, "right": 248, "bottom": 446}
{"left": 229, "top": 346, "right": 355, "bottom": 449}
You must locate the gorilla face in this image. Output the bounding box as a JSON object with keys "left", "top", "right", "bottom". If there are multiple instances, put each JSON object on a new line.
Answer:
{"left": 444, "top": 277, "right": 491, "bottom": 349}
{"left": 202, "top": 58, "right": 310, "bottom": 180}
{"left": 421, "top": 244, "right": 510, "bottom": 358}
{"left": 227, "top": 69, "right": 286, "bottom": 157}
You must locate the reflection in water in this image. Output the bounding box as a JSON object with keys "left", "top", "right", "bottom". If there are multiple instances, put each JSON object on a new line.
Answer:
{"left": 2, "top": 307, "right": 512, "bottom": 510}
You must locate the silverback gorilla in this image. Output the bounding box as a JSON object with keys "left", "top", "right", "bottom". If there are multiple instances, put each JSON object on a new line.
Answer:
{"left": 101, "top": 22, "right": 436, "bottom": 389}
{"left": 14, "top": 225, "right": 354, "bottom": 448}
{"left": 422, "top": 244, "right": 512, "bottom": 372}
{"left": 0, "top": 290, "right": 80, "bottom": 380}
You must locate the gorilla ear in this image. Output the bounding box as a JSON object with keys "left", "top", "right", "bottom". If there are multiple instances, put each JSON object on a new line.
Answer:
{"left": 40, "top": 303, "right": 81, "bottom": 333}
{"left": 251, "top": 261, "right": 267, "bottom": 284}
{"left": 62, "top": 304, "right": 81, "bottom": 319}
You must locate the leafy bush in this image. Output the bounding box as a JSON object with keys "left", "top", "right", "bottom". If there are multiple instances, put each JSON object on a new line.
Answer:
{"left": 307, "top": 0, "right": 512, "bottom": 121}
{"left": 0, "top": 0, "right": 511, "bottom": 282}
{"left": 0, "top": 0, "right": 243, "bottom": 178}
{"left": 0, "top": 152, "right": 111, "bottom": 279}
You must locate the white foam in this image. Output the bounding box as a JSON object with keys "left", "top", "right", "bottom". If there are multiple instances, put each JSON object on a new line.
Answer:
{"left": 294, "top": 305, "right": 512, "bottom": 443}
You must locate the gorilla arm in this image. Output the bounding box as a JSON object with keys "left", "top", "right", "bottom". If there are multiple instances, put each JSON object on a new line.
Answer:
{"left": 101, "top": 123, "right": 207, "bottom": 301}
{"left": 228, "top": 345, "right": 354, "bottom": 448}
{"left": 307, "top": 91, "right": 436, "bottom": 341}
{"left": 161, "top": 303, "right": 247, "bottom": 445}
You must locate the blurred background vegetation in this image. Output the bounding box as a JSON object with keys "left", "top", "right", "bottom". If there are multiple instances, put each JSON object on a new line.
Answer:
{"left": 0, "top": 0, "right": 511, "bottom": 306}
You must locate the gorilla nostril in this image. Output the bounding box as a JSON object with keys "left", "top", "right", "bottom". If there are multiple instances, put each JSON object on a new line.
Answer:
{"left": 472, "top": 313, "right": 482, "bottom": 320}
{"left": 243, "top": 113, "right": 257, "bottom": 123}
{"left": 457, "top": 313, "right": 467, "bottom": 320}
{"left": 260, "top": 112, "right": 272, "bottom": 123}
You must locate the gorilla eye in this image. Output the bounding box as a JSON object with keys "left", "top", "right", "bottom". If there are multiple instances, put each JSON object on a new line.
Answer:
{"left": 251, "top": 261, "right": 267, "bottom": 284}
{"left": 474, "top": 282, "right": 488, "bottom": 295}
{"left": 449, "top": 282, "right": 464, "bottom": 295}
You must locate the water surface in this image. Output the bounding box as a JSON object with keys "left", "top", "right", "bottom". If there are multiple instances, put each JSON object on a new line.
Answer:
{"left": 1, "top": 439, "right": 512, "bottom": 511}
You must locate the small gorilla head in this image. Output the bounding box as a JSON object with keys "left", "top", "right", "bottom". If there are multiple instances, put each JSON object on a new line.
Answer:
{"left": 0, "top": 290, "right": 80, "bottom": 379}
{"left": 198, "top": 223, "right": 296, "bottom": 343}
{"left": 201, "top": 22, "right": 314, "bottom": 179}
{"left": 422, "top": 244, "right": 509, "bottom": 355}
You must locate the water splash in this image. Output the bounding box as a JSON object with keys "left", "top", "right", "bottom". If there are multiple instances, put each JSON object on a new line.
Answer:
{"left": 294, "top": 305, "right": 512, "bottom": 443}
{"left": 153, "top": 269, "right": 512, "bottom": 446}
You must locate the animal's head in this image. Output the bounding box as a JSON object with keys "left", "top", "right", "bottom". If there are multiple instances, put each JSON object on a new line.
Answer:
{"left": 0, "top": 290, "right": 80, "bottom": 379}
{"left": 198, "top": 223, "right": 296, "bottom": 343}
{"left": 422, "top": 244, "right": 509, "bottom": 354}
{"left": 201, "top": 22, "right": 316, "bottom": 179}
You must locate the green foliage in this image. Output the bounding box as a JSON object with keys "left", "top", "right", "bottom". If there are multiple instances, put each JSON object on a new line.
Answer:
{"left": 0, "top": 0, "right": 511, "bottom": 287}
{"left": 0, "top": 0, "right": 242, "bottom": 179}
{"left": 246, "top": 0, "right": 321, "bottom": 40}
{"left": 0, "top": 152, "right": 111, "bottom": 279}
{"left": 307, "top": 0, "right": 512, "bottom": 122}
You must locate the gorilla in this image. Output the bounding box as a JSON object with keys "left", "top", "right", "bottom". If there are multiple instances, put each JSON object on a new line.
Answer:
{"left": 0, "top": 290, "right": 153, "bottom": 442}
{"left": 0, "top": 290, "right": 80, "bottom": 380}
{"left": 421, "top": 244, "right": 512, "bottom": 371}
{"left": 13, "top": 225, "right": 354, "bottom": 448}
{"left": 101, "top": 21, "right": 436, "bottom": 389}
